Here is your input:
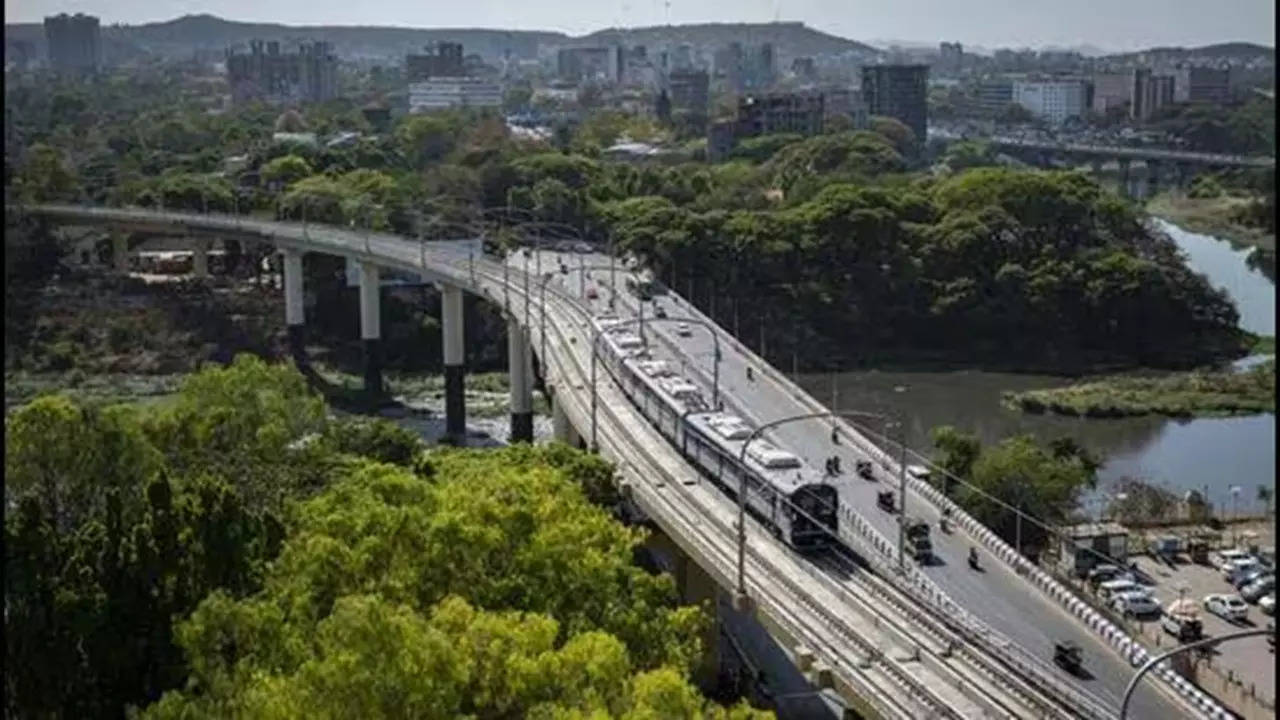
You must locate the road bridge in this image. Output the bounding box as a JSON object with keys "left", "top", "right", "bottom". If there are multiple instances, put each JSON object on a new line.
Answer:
{"left": 15, "top": 202, "right": 1231, "bottom": 720}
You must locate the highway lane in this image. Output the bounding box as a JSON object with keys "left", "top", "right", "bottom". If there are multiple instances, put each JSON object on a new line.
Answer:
{"left": 539, "top": 251, "right": 1190, "bottom": 720}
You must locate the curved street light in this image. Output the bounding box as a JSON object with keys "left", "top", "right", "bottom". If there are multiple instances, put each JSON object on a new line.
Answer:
{"left": 589, "top": 315, "right": 723, "bottom": 452}
{"left": 734, "top": 410, "right": 904, "bottom": 602}
{"left": 1119, "top": 628, "right": 1272, "bottom": 719}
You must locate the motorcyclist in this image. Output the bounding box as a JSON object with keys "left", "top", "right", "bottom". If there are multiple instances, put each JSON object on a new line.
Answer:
{"left": 746, "top": 366, "right": 754, "bottom": 381}
{"left": 969, "top": 546, "right": 979, "bottom": 567}
{"left": 831, "top": 427, "right": 840, "bottom": 444}
{"left": 832, "top": 456, "right": 841, "bottom": 474}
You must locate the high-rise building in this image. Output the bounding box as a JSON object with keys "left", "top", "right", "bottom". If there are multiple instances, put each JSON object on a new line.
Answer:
{"left": 1091, "top": 72, "right": 1133, "bottom": 113}
{"left": 1173, "top": 65, "right": 1230, "bottom": 105}
{"left": 1131, "top": 69, "right": 1176, "bottom": 121}
{"left": 977, "top": 79, "right": 1014, "bottom": 115}
{"left": 1012, "top": 79, "right": 1087, "bottom": 124}
{"left": 735, "top": 91, "right": 824, "bottom": 136}
{"left": 556, "top": 47, "right": 621, "bottom": 84}
{"left": 668, "top": 69, "right": 710, "bottom": 113}
{"left": 938, "top": 42, "right": 964, "bottom": 73}
{"left": 822, "top": 87, "right": 869, "bottom": 129}
{"left": 408, "top": 78, "right": 503, "bottom": 112}
{"left": 225, "top": 41, "right": 338, "bottom": 105}
{"left": 44, "top": 13, "right": 101, "bottom": 73}
{"left": 407, "top": 42, "right": 464, "bottom": 82}
{"left": 861, "top": 65, "right": 929, "bottom": 141}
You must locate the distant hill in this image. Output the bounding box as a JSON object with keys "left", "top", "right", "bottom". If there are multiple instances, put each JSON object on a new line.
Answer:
{"left": 5, "top": 14, "right": 567, "bottom": 63}
{"left": 574, "top": 22, "right": 882, "bottom": 60}
{"left": 4, "top": 16, "right": 881, "bottom": 65}
{"left": 1101, "top": 42, "right": 1274, "bottom": 63}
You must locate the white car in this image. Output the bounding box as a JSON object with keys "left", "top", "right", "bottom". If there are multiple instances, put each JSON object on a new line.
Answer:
{"left": 906, "top": 464, "right": 931, "bottom": 481}
{"left": 1216, "top": 549, "right": 1252, "bottom": 573}
{"left": 1260, "top": 594, "right": 1275, "bottom": 615}
{"left": 1204, "top": 594, "right": 1250, "bottom": 622}
{"left": 675, "top": 323, "right": 691, "bottom": 337}
{"left": 1098, "top": 578, "right": 1145, "bottom": 601}
{"left": 1112, "top": 591, "right": 1161, "bottom": 617}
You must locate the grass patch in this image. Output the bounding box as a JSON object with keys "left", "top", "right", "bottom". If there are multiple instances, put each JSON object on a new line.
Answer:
{"left": 1146, "top": 192, "right": 1275, "bottom": 252}
{"left": 1252, "top": 334, "right": 1277, "bottom": 355}
{"left": 5, "top": 370, "right": 185, "bottom": 412}
{"left": 1003, "top": 360, "right": 1275, "bottom": 418}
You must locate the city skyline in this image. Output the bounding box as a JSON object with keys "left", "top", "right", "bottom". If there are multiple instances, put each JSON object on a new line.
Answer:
{"left": 7, "top": 0, "right": 1275, "bottom": 53}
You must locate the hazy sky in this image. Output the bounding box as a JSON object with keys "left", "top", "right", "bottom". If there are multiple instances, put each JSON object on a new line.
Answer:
{"left": 8, "top": 0, "right": 1275, "bottom": 51}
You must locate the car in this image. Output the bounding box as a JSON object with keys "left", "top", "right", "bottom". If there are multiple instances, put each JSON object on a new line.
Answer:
{"left": 585, "top": 287, "right": 598, "bottom": 299}
{"left": 675, "top": 323, "right": 691, "bottom": 337}
{"left": 1216, "top": 548, "right": 1253, "bottom": 572}
{"left": 1088, "top": 564, "right": 1125, "bottom": 587}
{"left": 1098, "top": 577, "right": 1145, "bottom": 602}
{"left": 1258, "top": 593, "right": 1275, "bottom": 615}
{"left": 856, "top": 460, "right": 875, "bottom": 480}
{"left": 906, "top": 464, "right": 931, "bottom": 481}
{"left": 1224, "top": 558, "right": 1263, "bottom": 582}
{"left": 1112, "top": 591, "right": 1161, "bottom": 617}
{"left": 1232, "top": 567, "right": 1270, "bottom": 590}
{"left": 1204, "top": 594, "right": 1250, "bottom": 622}
{"left": 653, "top": 304, "right": 667, "bottom": 319}
{"left": 1242, "top": 576, "right": 1276, "bottom": 603}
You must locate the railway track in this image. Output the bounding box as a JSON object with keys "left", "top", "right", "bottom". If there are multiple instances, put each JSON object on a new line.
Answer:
{"left": 26, "top": 205, "right": 1128, "bottom": 719}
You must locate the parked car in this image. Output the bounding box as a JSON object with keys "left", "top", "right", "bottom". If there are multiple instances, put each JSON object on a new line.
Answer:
{"left": 1098, "top": 578, "right": 1145, "bottom": 602}
{"left": 1232, "top": 567, "right": 1271, "bottom": 590}
{"left": 906, "top": 464, "right": 931, "bottom": 481}
{"left": 1112, "top": 591, "right": 1161, "bottom": 617}
{"left": 1088, "top": 564, "right": 1125, "bottom": 587}
{"left": 1260, "top": 593, "right": 1275, "bottom": 615}
{"left": 1215, "top": 548, "right": 1253, "bottom": 573}
{"left": 1224, "top": 558, "right": 1263, "bottom": 583}
{"left": 1204, "top": 594, "right": 1250, "bottom": 622}
{"left": 1242, "top": 576, "right": 1276, "bottom": 603}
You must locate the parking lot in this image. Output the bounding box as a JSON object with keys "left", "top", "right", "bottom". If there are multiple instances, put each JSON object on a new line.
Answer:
{"left": 1121, "top": 553, "right": 1275, "bottom": 709}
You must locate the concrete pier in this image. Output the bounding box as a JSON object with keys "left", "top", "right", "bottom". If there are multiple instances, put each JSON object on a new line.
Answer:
{"left": 508, "top": 316, "right": 534, "bottom": 443}
{"left": 441, "top": 283, "right": 466, "bottom": 443}
{"left": 359, "top": 261, "right": 382, "bottom": 395}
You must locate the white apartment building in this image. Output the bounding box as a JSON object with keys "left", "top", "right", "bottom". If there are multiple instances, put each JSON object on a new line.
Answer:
{"left": 1012, "top": 80, "right": 1087, "bottom": 125}
{"left": 408, "top": 77, "right": 502, "bottom": 113}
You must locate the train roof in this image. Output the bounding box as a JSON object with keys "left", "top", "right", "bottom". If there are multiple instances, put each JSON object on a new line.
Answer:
{"left": 593, "top": 315, "right": 709, "bottom": 415}
{"left": 685, "top": 411, "right": 830, "bottom": 494}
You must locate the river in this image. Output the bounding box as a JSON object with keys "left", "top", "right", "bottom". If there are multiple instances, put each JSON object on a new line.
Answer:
{"left": 797, "top": 219, "right": 1276, "bottom": 516}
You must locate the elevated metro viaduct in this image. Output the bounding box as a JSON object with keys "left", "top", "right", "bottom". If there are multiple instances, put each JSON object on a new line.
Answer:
{"left": 18, "top": 204, "right": 1227, "bottom": 720}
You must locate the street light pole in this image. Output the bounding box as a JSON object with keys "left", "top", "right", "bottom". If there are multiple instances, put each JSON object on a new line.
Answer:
{"left": 1119, "top": 629, "right": 1270, "bottom": 719}
{"left": 897, "top": 420, "right": 907, "bottom": 572}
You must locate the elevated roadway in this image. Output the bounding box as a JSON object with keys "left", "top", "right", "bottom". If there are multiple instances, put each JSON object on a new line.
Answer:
{"left": 18, "top": 203, "right": 1217, "bottom": 719}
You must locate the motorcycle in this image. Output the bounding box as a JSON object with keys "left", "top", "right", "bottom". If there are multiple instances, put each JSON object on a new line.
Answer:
{"left": 939, "top": 517, "right": 950, "bottom": 534}
{"left": 746, "top": 367, "right": 754, "bottom": 381}
{"left": 968, "top": 548, "right": 980, "bottom": 570}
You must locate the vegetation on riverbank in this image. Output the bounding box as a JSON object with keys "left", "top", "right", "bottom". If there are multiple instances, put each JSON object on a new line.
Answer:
{"left": 1002, "top": 359, "right": 1276, "bottom": 419}
{"left": 5, "top": 355, "right": 761, "bottom": 719}
{"left": 1146, "top": 192, "right": 1275, "bottom": 252}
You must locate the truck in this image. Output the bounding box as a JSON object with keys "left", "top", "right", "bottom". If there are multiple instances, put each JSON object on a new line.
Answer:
{"left": 902, "top": 516, "right": 932, "bottom": 562}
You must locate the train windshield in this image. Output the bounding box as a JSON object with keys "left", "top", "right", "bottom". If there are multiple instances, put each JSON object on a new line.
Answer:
{"left": 792, "top": 485, "right": 838, "bottom": 533}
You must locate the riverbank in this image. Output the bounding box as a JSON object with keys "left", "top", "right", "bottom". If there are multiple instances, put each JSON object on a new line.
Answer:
{"left": 1146, "top": 192, "right": 1275, "bottom": 252}
{"left": 1002, "top": 359, "right": 1275, "bottom": 419}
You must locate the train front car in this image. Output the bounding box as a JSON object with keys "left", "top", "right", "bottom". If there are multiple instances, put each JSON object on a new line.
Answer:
{"left": 685, "top": 411, "right": 840, "bottom": 552}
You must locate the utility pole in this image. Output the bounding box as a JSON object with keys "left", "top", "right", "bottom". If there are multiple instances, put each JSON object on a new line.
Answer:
{"left": 898, "top": 422, "right": 907, "bottom": 572}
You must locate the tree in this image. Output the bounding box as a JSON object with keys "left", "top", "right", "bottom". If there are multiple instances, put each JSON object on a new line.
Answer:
{"left": 956, "top": 434, "right": 1098, "bottom": 553}
{"left": 868, "top": 115, "right": 917, "bottom": 156}
{"left": 15, "top": 143, "right": 79, "bottom": 202}
{"left": 396, "top": 114, "right": 457, "bottom": 168}
{"left": 930, "top": 425, "right": 980, "bottom": 496}
{"left": 996, "top": 103, "right": 1035, "bottom": 125}
{"left": 941, "top": 140, "right": 998, "bottom": 171}
{"left": 260, "top": 154, "right": 313, "bottom": 189}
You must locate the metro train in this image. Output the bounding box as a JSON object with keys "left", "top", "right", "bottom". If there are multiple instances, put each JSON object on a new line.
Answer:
{"left": 592, "top": 315, "right": 839, "bottom": 551}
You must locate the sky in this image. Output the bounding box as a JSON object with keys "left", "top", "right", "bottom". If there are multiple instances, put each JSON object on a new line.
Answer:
{"left": 8, "top": 0, "right": 1275, "bottom": 52}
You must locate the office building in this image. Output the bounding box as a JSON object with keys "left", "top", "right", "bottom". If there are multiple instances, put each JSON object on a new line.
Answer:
{"left": 1091, "top": 72, "right": 1133, "bottom": 113}
{"left": 1174, "top": 65, "right": 1230, "bottom": 105}
{"left": 861, "top": 65, "right": 929, "bottom": 140}
{"left": 408, "top": 78, "right": 503, "bottom": 112}
{"left": 1131, "top": 69, "right": 1176, "bottom": 121}
{"left": 938, "top": 42, "right": 964, "bottom": 73}
{"left": 736, "top": 91, "right": 824, "bottom": 136}
{"left": 668, "top": 69, "right": 710, "bottom": 113}
{"left": 977, "top": 79, "right": 1014, "bottom": 115}
{"left": 714, "top": 42, "right": 776, "bottom": 93}
{"left": 407, "top": 42, "right": 463, "bottom": 82}
{"left": 225, "top": 41, "right": 338, "bottom": 105}
{"left": 44, "top": 13, "right": 101, "bottom": 73}
{"left": 822, "top": 87, "right": 868, "bottom": 129}
{"left": 1012, "top": 79, "right": 1087, "bottom": 124}
{"left": 556, "top": 46, "right": 622, "bottom": 84}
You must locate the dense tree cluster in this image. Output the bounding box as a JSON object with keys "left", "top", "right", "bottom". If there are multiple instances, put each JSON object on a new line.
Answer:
{"left": 929, "top": 427, "right": 1101, "bottom": 552}
{"left": 1149, "top": 97, "right": 1276, "bottom": 156}
{"left": 6, "top": 71, "right": 1252, "bottom": 374}
{"left": 5, "top": 356, "right": 754, "bottom": 719}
